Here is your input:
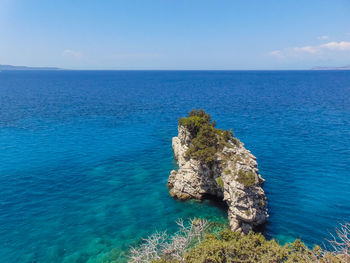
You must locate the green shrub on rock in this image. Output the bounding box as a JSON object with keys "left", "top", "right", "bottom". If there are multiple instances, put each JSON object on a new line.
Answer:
{"left": 236, "top": 170, "right": 256, "bottom": 187}
{"left": 178, "top": 109, "right": 212, "bottom": 138}
{"left": 179, "top": 109, "right": 235, "bottom": 165}
{"left": 215, "top": 176, "right": 224, "bottom": 190}
{"left": 185, "top": 125, "right": 218, "bottom": 164}
{"left": 222, "top": 129, "right": 234, "bottom": 141}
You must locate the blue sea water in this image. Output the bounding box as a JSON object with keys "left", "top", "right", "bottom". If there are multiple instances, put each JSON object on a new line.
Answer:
{"left": 0, "top": 70, "right": 350, "bottom": 262}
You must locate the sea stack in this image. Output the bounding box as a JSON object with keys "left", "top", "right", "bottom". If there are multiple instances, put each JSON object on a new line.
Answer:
{"left": 168, "top": 109, "right": 268, "bottom": 234}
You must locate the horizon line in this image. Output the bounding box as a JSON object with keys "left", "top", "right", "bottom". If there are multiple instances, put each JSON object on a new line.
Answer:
{"left": 1, "top": 64, "right": 350, "bottom": 71}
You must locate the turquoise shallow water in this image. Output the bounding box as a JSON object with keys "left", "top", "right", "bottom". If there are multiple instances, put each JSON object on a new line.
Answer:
{"left": 0, "top": 70, "right": 350, "bottom": 262}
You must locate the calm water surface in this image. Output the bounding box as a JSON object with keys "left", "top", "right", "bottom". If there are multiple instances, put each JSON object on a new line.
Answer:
{"left": 0, "top": 70, "right": 350, "bottom": 262}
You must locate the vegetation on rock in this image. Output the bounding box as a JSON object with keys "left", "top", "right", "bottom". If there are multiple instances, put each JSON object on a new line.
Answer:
{"left": 215, "top": 176, "right": 224, "bottom": 190}
{"left": 179, "top": 109, "right": 235, "bottom": 164}
{"left": 178, "top": 109, "right": 213, "bottom": 137}
{"left": 236, "top": 169, "right": 256, "bottom": 187}
{"left": 169, "top": 109, "right": 268, "bottom": 233}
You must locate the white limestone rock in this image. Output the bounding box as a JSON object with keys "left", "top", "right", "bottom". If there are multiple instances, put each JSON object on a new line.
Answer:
{"left": 167, "top": 125, "right": 268, "bottom": 234}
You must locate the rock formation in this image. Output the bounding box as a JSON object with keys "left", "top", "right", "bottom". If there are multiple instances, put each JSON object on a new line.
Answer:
{"left": 168, "top": 110, "right": 268, "bottom": 234}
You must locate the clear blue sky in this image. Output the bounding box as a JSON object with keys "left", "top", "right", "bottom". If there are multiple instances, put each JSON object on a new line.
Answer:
{"left": 1, "top": 0, "right": 350, "bottom": 69}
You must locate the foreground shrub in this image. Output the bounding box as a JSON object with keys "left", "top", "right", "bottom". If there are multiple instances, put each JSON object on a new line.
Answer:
{"left": 129, "top": 218, "right": 209, "bottom": 263}
{"left": 129, "top": 219, "right": 349, "bottom": 263}
{"left": 185, "top": 231, "right": 316, "bottom": 263}
{"left": 328, "top": 222, "right": 350, "bottom": 262}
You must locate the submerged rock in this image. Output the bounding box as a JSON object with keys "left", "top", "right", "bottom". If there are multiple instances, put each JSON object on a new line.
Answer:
{"left": 168, "top": 111, "right": 268, "bottom": 234}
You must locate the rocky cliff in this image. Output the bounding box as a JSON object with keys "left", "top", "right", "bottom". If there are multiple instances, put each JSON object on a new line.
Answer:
{"left": 168, "top": 111, "right": 268, "bottom": 234}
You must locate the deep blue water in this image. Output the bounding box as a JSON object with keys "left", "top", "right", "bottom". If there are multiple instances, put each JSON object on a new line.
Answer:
{"left": 0, "top": 70, "right": 350, "bottom": 262}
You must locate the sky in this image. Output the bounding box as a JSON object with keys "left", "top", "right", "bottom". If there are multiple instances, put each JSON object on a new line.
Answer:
{"left": 0, "top": 0, "right": 350, "bottom": 70}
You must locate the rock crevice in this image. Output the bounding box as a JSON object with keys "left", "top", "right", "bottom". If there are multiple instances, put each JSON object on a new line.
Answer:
{"left": 168, "top": 125, "right": 268, "bottom": 234}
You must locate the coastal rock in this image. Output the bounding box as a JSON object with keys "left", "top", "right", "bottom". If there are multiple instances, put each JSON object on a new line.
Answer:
{"left": 168, "top": 125, "right": 268, "bottom": 234}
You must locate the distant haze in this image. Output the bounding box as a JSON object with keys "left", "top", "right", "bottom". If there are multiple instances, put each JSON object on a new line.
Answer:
{"left": 0, "top": 64, "right": 60, "bottom": 70}
{"left": 311, "top": 65, "right": 350, "bottom": 70}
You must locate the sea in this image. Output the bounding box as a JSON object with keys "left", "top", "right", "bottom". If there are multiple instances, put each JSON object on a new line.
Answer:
{"left": 0, "top": 70, "right": 349, "bottom": 262}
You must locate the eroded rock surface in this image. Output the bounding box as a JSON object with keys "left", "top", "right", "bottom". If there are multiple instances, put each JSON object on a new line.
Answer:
{"left": 168, "top": 125, "right": 268, "bottom": 234}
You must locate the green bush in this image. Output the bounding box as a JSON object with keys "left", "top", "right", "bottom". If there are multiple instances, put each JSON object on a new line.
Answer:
{"left": 151, "top": 260, "right": 179, "bottom": 263}
{"left": 222, "top": 129, "right": 234, "bottom": 141}
{"left": 130, "top": 221, "right": 344, "bottom": 263}
{"left": 219, "top": 229, "right": 241, "bottom": 241}
{"left": 185, "top": 230, "right": 320, "bottom": 263}
{"left": 236, "top": 170, "right": 256, "bottom": 187}
{"left": 179, "top": 109, "right": 235, "bottom": 165}
{"left": 178, "top": 108, "right": 212, "bottom": 137}
{"left": 215, "top": 176, "right": 224, "bottom": 190}
{"left": 185, "top": 237, "right": 228, "bottom": 263}
{"left": 185, "top": 125, "right": 218, "bottom": 164}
